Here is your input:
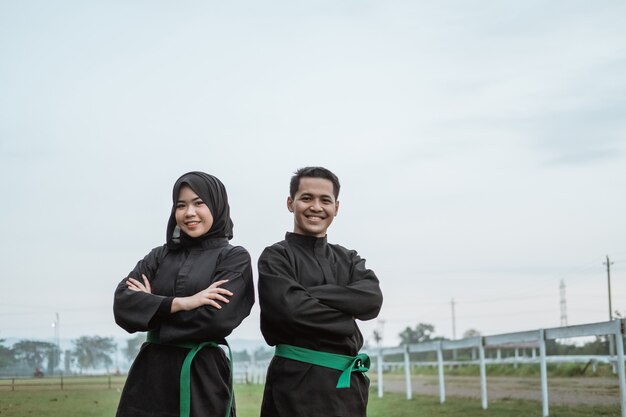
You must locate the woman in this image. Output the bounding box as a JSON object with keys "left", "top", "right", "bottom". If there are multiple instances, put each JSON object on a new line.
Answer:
{"left": 114, "top": 171, "right": 254, "bottom": 417}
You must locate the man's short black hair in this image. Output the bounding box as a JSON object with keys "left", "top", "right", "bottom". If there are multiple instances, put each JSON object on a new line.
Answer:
{"left": 289, "top": 166, "right": 340, "bottom": 199}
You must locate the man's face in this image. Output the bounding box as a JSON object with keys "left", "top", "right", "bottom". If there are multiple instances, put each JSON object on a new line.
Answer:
{"left": 287, "top": 177, "right": 339, "bottom": 237}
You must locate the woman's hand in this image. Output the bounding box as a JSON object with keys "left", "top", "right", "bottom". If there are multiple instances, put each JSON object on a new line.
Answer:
{"left": 171, "top": 279, "right": 233, "bottom": 313}
{"left": 126, "top": 274, "right": 152, "bottom": 294}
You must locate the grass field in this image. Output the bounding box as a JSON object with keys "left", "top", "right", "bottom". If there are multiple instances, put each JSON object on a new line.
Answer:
{"left": 0, "top": 379, "right": 621, "bottom": 417}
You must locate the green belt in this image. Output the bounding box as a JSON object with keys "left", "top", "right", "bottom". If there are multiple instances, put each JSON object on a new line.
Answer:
{"left": 274, "top": 344, "right": 370, "bottom": 388}
{"left": 146, "top": 331, "right": 233, "bottom": 417}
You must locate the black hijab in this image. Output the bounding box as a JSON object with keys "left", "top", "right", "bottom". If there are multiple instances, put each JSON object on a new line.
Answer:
{"left": 166, "top": 172, "right": 234, "bottom": 247}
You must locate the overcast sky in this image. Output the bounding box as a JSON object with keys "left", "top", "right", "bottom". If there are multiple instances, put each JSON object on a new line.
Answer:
{"left": 1, "top": 1, "right": 625, "bottom": 348}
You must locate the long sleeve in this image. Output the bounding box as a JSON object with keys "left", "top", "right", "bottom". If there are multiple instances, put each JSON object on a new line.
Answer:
{"left": 258, "top": 245, "right": 355, "bottom": 340}
{"left": 307, "top": 251, "right": 383, "bottom": 320}
{"left": 158, "top": 246, "right": 254, "bottom": 343}
{"left": 113, "top": 242, "right": 254, "bottom": 344}
{"left": 113, "top": 246, "right": 170, "bottom": 333}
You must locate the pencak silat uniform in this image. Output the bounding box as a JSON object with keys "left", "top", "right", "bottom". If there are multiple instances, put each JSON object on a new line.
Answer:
{"left": 258, "top": 232, "right": 383, "bottom": 417}
{"left": 113, "top": 172, "right": 254, "bottom": 417}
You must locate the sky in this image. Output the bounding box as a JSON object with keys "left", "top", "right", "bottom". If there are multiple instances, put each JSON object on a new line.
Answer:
{"left": 1, "top": 1, "right": 626, "bottom": 349}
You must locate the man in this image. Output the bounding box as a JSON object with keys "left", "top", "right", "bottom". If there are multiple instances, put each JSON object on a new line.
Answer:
{"left": 258, "top": 166, "right": 383, "bottom": 417}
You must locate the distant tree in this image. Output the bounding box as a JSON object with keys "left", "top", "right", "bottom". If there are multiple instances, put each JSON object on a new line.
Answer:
{"left": 0, "top": 339, "right": 15, "bottom": 369}
{"left": 252, "top": 346, "right": 273, "bottom": 361}
{"left": 372, "top": 330, "right": 383, "bottom": 346}
{"left": 462, "top": 329, "right": 481, "bottom": 338}
{"left": 582, "top": 336, "right": 610, "bottom": 355}
{"left": 12, "top": 340, "right": 56, "bottom": 369}
{"left": 547, "top": 336, "right": 609, "bottom": 356}
{"left": 398, "top": 327, "right": 414, "bottom": 345}
{"left": 123, "top": 334, "right": 146, "bottom": 364}
{"left": 399, "top": 323, "right": 435, "bottom": 345}
{"left": 72, "top": 336, "right": 116, "bottom": 372}
{"left": 47, "top": 345, "right": 61, "bottom": 375}
{"left": 232, "top": 350, "right": 251, "bottom": 362}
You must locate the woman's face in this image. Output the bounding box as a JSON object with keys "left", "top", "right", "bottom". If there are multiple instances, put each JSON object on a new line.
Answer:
{"left": 175, "top": 185, "right": 214, "bottom": 238}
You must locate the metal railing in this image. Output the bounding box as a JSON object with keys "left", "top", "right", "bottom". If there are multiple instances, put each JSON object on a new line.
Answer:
{"left": 364, "top": 319, "right": 626, "bottom": 417}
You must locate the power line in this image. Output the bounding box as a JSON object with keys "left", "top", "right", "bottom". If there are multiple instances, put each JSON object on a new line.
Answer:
{"left": 459, "top": 294, "right": 555, "bottom": 304}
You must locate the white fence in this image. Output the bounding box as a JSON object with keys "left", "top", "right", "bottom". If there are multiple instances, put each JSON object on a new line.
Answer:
{"left": 233, "top": 361, "right": 269, "bottom": 384}
{"left": 363, "top": 319, "right": 626, "bottom": 417}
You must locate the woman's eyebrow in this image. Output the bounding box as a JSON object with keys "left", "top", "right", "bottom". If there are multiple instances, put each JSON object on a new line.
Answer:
{"left": 177, "top": 197, "right": 204, "bottom": 204}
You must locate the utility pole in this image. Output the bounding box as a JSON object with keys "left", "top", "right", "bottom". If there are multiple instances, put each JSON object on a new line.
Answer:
{"left": 559, "top": 280, "right": 568, "bottom": 327}
{"left": 51, "top": 313, "right": 60, "bottom": 375}
{"left": 451, "top": 298, "right": 457, "bottom": 360}
{"left": 604, "top": 255, "right": 616, "bottom": 368}
{"left": 378, "top": 319, "right": 386, "bottom": 347}
{"left": 451, "top": 298, "right": 457, "bottom": 340}
{"left": 54, "top": 313, "right": 60, "bottom": 348}
{"left": 604, "top": 255, "right": 614, "bottom": 321}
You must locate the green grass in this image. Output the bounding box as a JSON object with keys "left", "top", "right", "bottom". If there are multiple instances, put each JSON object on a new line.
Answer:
{"left": 368, "top": 393, "right": 621, "bottom": 417}
{"left": 0, "top": 380, "right": 621, "bottom": 417}
{"left": 0, "top": 388, "right": 122, "bottom": 417}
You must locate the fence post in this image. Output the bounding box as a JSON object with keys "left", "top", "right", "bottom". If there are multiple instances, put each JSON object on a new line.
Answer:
{"left": 377, "top": 347, "right": 384, "bottom": 398}
{"left": 12, "top": 378, "right": 15, "bottom": 391}
{"left": 539, "top": 329, "right": 549, "bottom": 417}
{"left": 403, "top": 344, "right": 412, "bottom": 400}
{"left": 614, "top": 320, "right": 626, "bottom": 417}
{"left": 478, "top": 337, "right": 487, "bottom": 410}
{"left": 61, "top": 375, "right": 64, "bottom": 391}
{"left": 437, "top": 341, "right": 446, "bottom": 404}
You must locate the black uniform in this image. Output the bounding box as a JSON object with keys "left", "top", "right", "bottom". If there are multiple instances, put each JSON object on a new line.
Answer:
{"left": 114, "top": 172, "right": 254, "bottom": 417}
{"left": 258, "top": 232, "right": 383, "bottom": 417}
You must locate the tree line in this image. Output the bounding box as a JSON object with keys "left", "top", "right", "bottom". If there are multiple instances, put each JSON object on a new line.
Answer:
{"left": 393, "top": 322, "right": 613, "bottom": 357}
{"left": 0, "top": 336, "right": 274, "bottom": 376}
{"left": 0, "top": 336, "right": 118, "bottom": 375}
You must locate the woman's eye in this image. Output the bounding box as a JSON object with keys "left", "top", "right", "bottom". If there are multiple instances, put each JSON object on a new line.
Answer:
{"left": 176, "top": 204, "right": 185, "bottom": 209}
{"left": 195, "top": 201, "right": 205, "bottom": 206}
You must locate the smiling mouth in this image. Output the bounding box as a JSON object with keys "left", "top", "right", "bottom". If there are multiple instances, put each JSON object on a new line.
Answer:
{"left": 185, "top": 221, "right": 200, "bottom": 227}
{"left": 306, "top": 215, "right": 324, "bottom": 221}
